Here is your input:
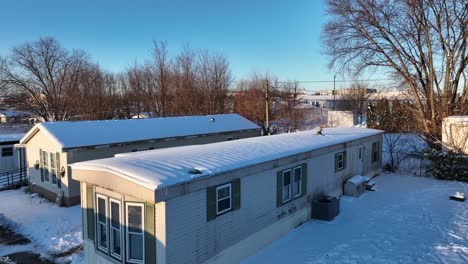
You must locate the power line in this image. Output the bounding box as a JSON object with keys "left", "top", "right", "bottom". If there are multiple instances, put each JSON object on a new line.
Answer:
{"left": 275, "top": 78, "right": 394, "bottom": 84}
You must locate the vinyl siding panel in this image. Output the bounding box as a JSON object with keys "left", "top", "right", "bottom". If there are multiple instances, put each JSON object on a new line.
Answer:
{"left": 164, "top": 135, "right": 382, "bottom": 264}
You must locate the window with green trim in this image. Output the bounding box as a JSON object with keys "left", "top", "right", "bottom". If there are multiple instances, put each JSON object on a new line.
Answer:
{"left": 277, "top": 163, "right": 307, "bottom": 207}
{"left": 216, "top": 183, "right": 232, "bottom": 215}
{"left": 292, "top": 166, "right": 303, "bottom": 198}
{"left": 281, "top": 170, "right": 292, "bottom": 204}
{"left": 335, "top": 151, "right": 346, "bottom": 172}
{"left": 126, "top": 202, "right": 144, "bottom": 263}
{"left": 207, "top": 179, "right": 241, "bottom": 221}
{"left": 96, "top": 194, "right": 108, "bottom": 252}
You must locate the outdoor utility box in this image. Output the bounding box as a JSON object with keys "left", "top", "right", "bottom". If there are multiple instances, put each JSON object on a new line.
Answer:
{"left": 311, "top": 196, "right": 340, "bottom": 221}
{"left": 344, "top": 175, "right": 366, "bottom": 197}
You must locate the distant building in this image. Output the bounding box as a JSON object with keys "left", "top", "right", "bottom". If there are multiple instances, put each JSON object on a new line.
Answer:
{"left": 442, "top": 116, "right": 468, "bottom": 154}
{"left": 328, "top": 111, "right": 358, "bottom": 127}
{"left": 18, "top": 114, "right": 261, "bottom": 206}
{"left": 0, "top": 110, "right": 37, "bottom": 124}
{"left": 71, "top": 127, "right": 383, "bottom": 264}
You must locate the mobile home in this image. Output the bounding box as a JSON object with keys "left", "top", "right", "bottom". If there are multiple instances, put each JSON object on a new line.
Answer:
{"left": 71, "top": 127, "right": 383, "bottom": 264}
{"left": 18, "top": 114, "right": 260, "bottom": 206}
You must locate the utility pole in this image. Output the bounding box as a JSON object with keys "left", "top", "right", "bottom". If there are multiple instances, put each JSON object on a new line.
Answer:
{"left": 333, "top": 74, "right": 336, "bottom": 110}
{"left": 264, "top": 79, "right": 270, "bottom": 135}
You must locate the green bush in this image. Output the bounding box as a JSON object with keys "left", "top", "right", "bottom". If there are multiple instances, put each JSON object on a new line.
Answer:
{"left": 424, "top": 148, "right": 468, "bottom": 182}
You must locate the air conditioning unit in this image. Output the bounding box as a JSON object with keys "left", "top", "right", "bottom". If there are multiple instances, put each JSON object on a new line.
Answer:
{"left": 344, "top": 175, "right": 366, "bottom": 197}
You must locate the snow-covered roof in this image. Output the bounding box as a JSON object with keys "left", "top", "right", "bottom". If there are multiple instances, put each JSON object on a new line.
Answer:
{"left": 71, "top": 127, "right": 383, "bottom": 190}
{"left": 444, "top": 116, "right": 468, "bottom": 122}
{"left": 0, "top": 133, "right": 25, "bottom": 143}
{"left": 20, "top": 114, "right": 259, "bottom": 149}
{"left": 0, "top": 110, "right": 34, "bottom": 117}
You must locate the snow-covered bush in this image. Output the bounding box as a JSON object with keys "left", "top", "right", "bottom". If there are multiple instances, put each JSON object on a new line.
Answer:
{"left": 424, "top": 148, "right": 468, "bottom": 182}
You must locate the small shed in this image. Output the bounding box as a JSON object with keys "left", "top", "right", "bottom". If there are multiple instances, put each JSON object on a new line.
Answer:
{"left": 442, "top": 116, "right": 468, "bottom": 154}
{"left": 328, "top": 111, "right": 358, "bottom": 127}
{"left": 344, "top": 175, "right": 366, "bottom": 197}
{"left": 0, "top": 133, "right": 25, "bottom": 174}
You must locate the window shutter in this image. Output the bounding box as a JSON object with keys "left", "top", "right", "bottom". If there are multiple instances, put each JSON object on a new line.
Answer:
{"left": 86, "top": 185, "right": 95, "bottom": 241}
{"left": 372, "top": 142, "right": 376, "bottom": 162}
{"left": 276, "top": 171, "right": 282, "bottom": 207}
{"left": 56, "top": 152, "right": 61, "bottom": 188}
{"left": 343, "top": 151, "right": 347, "bottom": 169}
{"left": 378, "top": 141, "right": 382, "bottom": 162}
{"left": 145, "top": 203, "right": 156, "bottom": 264}
{"left": 206, "top": 186, "right": 217, "bottom": 221}
{"left": 232, "top": 178, "right": 241, "bottom": 211}
{"left": 334, "top": 153, "right": 339, "bottom": 172}
{"left": 39, "top": 149, "right": 44, "bottom": 182}
{"left": 301, "top": 163, "right": 307, "bottom": 196}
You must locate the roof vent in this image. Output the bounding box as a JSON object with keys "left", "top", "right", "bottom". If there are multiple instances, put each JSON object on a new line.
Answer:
{"left": 210, "top": 117, "right": 215, "bottom": 122}
{"left": 189, "top": 169, "right": 202, "bottom": 175}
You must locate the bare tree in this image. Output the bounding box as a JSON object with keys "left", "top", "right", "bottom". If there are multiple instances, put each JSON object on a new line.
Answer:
{"left": 151, "top": 41, "right": 173, "bottom": 117}
{"left": 336, "top": 82, "right": 372, "bottom": 124}
{"left": 323, "top": 0, "right": 468, "bottom": 142}
{"left": 0, "top": 37, "right": 92, "bottom": 121}
{"left": 196, "top": 50, "right": 232, "bottom": 115}
{"left": 172, "top": 46, "right": 200, "bottom": 115}
{"left": 276, "top": 81, "right": 307, "bottom": 132}
{"left": 233, "top": 73, "right": 277, "bottom": 134}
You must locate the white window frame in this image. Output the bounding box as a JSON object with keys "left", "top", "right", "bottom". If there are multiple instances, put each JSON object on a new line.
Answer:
{"left": 109, "top": 198, "right": 122, "bottom": 260}
{"left": 42, "top": 150, "right": 49, "bottom": 182}
{"left": 126, "top": 202, "right": 145, "bottom": 264}
{"left": 282, "top": 169, "right": 292, "bottom": 204}
{"left": 50, "top": 152, "right": 57, "bottom": 184}
{"left": 96, "top": 194, "right": 108, "bottom": 253}
{"left": 337, "top": 152, "right": 345, "bottom": 170}
{"left": 216, "top": 183, "right": 232, "bottom": 215}
{"left": 292, "top": 166, "right": 303, "bottom": 198}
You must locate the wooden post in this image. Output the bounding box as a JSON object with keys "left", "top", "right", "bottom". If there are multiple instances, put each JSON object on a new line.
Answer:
{"left": 264, "top": 79, "right": 270, "bottom": 135}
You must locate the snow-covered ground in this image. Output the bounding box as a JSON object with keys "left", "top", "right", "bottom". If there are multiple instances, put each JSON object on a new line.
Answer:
{"left": 244, "top": 173, "right": 468, "bottom": 264}
{"left": 0, "top": 187, "right": 82, "bottom": 262}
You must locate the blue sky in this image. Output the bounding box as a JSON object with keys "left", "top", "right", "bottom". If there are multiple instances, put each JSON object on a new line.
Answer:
{"left": 0, "top": 0, "right": 374, "bottom": 90}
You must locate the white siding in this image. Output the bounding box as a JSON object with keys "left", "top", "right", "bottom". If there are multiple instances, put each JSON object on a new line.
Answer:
{"left": 164, "top": 137, "right": 382, "bottom": 264}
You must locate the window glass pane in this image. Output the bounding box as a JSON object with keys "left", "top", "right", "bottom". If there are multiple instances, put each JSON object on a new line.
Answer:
{"left": 50, "top": 153, "right": 55, "bottom": 168}
{"left": 294, "top": 168, "right": 302, "bottom": 179}
{"left": 217, "top": 186, "right": 230, "bottom": 199}
{"left": 112, "top": 229, "right": 121, "bottom": 255}
{"left": 282, "top": 185, "right": 290, "bottom": 201}
{"left": 129, "top": 233, "right": 143, "bottom": 260}
{"left": 51, "top": 172, "right": 57, "bottom": 184}
{"left": 293, "top": 168, "right": 301, "bottom": 196}
{"left": 111, "top": 202, "right": 120, "bottom": 228}
{"left": 217, "top": 197, "right": 230, "bottom": 212}
{"left": 98, "top": 197, "right": 106, "bottom": 223}
{"left": 42, "top": 151, "right": 48, "bottom": 166}
{"left": 99, "top": 223, "right": 107, "bottom": 247}
{"left": 283, "top": 171, "right": 291, "bottom": 186}
{"left": 44, "top": 169, "right": 49, "bottom": 181}
{"left": 293, "top": 181, "right": 300, "bottom": 196}
{"left": 128, "top": 205, "right": 142, "bottom": 233}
